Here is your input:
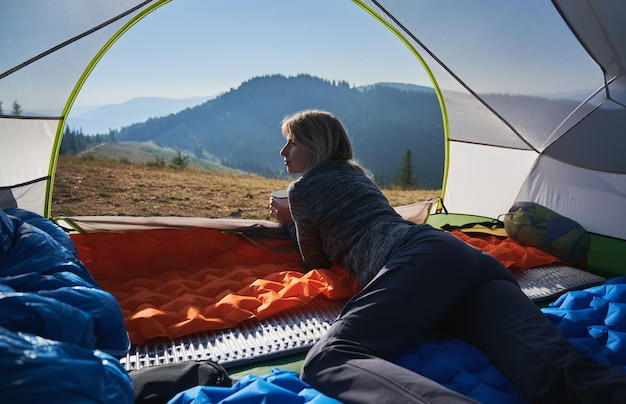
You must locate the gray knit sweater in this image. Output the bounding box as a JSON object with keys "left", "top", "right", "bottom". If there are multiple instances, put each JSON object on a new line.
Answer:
{"left": 287, "top": 160, "right": 424, "bottom": 287}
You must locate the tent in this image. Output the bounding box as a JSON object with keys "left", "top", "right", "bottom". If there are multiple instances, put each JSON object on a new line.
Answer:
{"left": 2, "top": 0, "right": 626, "bottom": 401}
{"left": 1, "top": 0, "right": 624, "bottom": 274}
{"left": 367, "top": 0, "right": 626, "bottom": 277}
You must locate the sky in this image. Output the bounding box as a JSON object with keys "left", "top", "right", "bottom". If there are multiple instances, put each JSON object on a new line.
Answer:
{"left": 72, "top": 0, "right": 432, "bottom": 107}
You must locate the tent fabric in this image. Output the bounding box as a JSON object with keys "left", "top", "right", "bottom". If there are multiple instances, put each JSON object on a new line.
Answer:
{"left": 0, "top": 0, "right": 161, "bottom": 217}
{"left": 57, "top": 201, "right": 432, "bottom": 234}
{"left": 3, "top": 2, "right": 626, "bottom": 401}
{"left": 364, "top": 0, "right": 626, "bottom": 241}
{"left": 1, "top": 0, "right": 625, "bottom": 246}
{"left": 0, "top": 0, "right": 625, "bottom": 274}
{"left": 72, "top": 226, "right": 572, "bottom": 345}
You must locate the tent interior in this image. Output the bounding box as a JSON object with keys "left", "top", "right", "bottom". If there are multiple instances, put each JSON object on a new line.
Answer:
{"left": 2, "top": 0, "right": 626, "bottom": 402}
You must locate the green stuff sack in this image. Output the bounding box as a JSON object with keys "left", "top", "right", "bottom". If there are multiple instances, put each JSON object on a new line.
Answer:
{"left": 503, "top": 201, "right": 591, "bottom": 265}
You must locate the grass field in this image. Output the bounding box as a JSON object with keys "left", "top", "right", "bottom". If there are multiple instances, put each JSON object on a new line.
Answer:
{"left": 52, "top": 156, "right": 441, "bottom": 220}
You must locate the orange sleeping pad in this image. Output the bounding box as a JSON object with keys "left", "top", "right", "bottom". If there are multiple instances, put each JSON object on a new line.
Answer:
{"left": 450, "top": 231, "right": 566, "bottom": 270}
{"left": 71, "top": 227, "right": 359, "bottom": 345}
{"left": 71, "top": 227, "right": 565, "bottom": 345}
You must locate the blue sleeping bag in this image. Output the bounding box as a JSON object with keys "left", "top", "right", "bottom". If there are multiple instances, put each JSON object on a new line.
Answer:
{"left": 0, "top": 208, "right": 132, "bottom": 402}
{"left": 0, "top": 327, "right": 134, "bottom": 404}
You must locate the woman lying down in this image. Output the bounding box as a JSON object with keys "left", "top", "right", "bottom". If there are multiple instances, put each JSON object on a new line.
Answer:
{"left": 268, "top": 109, "right": 626, "bottom": 404}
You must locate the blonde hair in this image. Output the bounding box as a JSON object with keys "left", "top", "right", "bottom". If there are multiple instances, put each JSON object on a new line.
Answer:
{"left": 281, "top": 109, "right": 367, "bottom": 174}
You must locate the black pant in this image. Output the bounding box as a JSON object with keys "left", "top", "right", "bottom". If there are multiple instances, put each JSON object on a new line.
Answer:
{"left": 301, "top": 227, "right": 626, "bottom": 403}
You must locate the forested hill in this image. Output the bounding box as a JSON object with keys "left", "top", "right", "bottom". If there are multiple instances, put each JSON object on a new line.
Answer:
{"left": 115, "top": 74, "right": 445, "bottom": 188}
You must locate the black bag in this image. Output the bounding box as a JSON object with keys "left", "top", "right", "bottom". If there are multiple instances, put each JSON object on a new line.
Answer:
{"left": 131, "top": 360, "right": 233, "bottom": 404}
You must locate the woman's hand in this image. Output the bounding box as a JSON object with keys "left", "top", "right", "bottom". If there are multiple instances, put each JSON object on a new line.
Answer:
{"left": 269, "top": 198, "right": 292, "bottom": 226}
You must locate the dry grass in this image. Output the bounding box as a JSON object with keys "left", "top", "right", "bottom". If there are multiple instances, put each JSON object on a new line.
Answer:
{"left": 52, "top": 156, "right": 440, "bottom": 220}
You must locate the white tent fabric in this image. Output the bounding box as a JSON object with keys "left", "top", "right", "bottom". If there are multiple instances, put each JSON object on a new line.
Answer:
{"left": 444, "top": 143, "right": 537, "bottom": 220}
{"left": 0, "top": 0, "right": 157, "bottom": 215}
{"left": 366, "top": 0, "right": 626, "bottom": 240}
{"left": 518, "top": 156, "right": 625, "bottom": 239}
{"left": 0, "top": 119, "right": 58, "bottom": 213}
{"left": 1, "top": 0, "right": 625, "bottom": 242}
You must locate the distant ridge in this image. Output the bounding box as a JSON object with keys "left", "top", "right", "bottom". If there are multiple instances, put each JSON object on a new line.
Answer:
{"left": 111, "top": 74, "right": 446, "bottom": 188}
{"left": 358, "top": 82, "right": 435, "bottom": 93}
{"left": 66, "top": 74, "right": 581, "bottom": 189}
{"left": 67, "top": 95, "right": 215, "bottom": 134}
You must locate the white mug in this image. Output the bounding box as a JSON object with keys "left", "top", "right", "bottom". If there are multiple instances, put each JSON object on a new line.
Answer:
{"left": 270, "top": 189, "right": 289, "bottom": 207}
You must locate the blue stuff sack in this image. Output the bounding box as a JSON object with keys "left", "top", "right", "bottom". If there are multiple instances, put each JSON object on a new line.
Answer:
{"left": 503, "top": 202, "right": 591, "bottom": 266}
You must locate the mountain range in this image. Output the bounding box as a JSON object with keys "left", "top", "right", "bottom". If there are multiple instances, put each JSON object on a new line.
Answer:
{"left": 66, "top": 74, "right": 588, "bottom": 189}
{"left": 100, "top": 74, "right": 445, "bottom": 188}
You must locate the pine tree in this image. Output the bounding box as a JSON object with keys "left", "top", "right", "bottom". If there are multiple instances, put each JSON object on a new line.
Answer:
{"left": 395, "top": 149, "right": 417, "bottom": 189}
{"left": 11, "top": 100, "right": 22, "bottom": 116}
{"left": 170, "top": 150, "right": 190, "bottom": 170}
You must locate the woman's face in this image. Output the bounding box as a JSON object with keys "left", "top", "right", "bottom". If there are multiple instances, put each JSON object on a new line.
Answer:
{"left": 280, "top": 136, "right": 312, "bottom": 174}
